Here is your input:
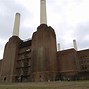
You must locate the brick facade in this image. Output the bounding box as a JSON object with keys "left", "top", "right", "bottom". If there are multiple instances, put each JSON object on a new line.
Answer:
{"left": 0, "top": 24, "right": 89, "bottom": 82}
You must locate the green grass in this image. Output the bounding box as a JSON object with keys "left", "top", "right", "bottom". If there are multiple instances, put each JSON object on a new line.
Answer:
{"left": 0, "top": 81, "right": 89, "bottom": 89}
{"left": 0, "top": 86, "right": 54, "bottom": 89}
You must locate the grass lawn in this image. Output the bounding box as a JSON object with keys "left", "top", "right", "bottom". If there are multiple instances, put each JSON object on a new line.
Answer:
{"left": 0, "top": 81, "right": 89, "bottom": 89}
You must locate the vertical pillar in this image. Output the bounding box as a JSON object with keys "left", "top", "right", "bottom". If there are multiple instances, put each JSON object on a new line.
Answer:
{"left": 73, "top": 40, "right": 77, "bottom": 51}
{"left": 58, "top": 43, "right": 60, "bottom": 51}
{"left": 40, "top": 0, "right": 47, "bottom": 24}
{"left": 13, "top": 13, "right": 20, "bottom": 36}
{"left": 0, "top": 36, "right": 21, "bottom": 83}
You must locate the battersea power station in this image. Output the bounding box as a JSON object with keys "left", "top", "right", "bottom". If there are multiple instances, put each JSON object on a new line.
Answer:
{"left": 0, "top": 0, "right": 89, "bottom": 83}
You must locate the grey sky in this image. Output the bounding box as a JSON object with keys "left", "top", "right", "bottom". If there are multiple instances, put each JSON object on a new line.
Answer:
{"left": 0, "top": 0, "right": 89, "bottom": 59}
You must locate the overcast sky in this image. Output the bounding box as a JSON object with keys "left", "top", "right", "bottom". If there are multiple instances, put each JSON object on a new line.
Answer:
{"left": 0, "top": 0, "right": 89, "bottom": 59}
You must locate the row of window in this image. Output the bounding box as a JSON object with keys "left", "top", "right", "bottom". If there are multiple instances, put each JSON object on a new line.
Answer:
{"left": 81, "top": 65, "right": 89, "bottom": 70}
{"left": 80, "top": 59, "right": 89, "bottom": 64}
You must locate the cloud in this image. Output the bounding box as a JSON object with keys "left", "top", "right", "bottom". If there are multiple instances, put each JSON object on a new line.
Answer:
{"left": 46, "top": 0, "right": 89, "bottom": 50}
{"left": 74, "top": 22, "right": 89, "bottom": 50}
{"left": 0, "top": 0, "right": 32, "bottom": 59}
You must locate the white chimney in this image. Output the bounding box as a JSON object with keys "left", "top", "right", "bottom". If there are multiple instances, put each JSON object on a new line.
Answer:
{"left": 13, "top": 13, "right": 20, "bottom": 36}
{"left": 73, "top": 40, "right": 77, "bottom": 50}
{"left": 40, "top": 0, "right": 47, "bottom": 24}
{"left": 58, "top": 43, "right": 60, "bottom": 51}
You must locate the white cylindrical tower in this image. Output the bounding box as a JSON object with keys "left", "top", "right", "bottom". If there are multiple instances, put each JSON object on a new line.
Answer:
{"left": 40, "top": 0, "right": 47, "bottom": 24}
{"left": 58, "top": 43, "right": 60, "bottom": 51}
{"left": 73, "top": 40, "right": 77, "bottom": 51}
{"left": 13, "top": 13, "right": 20, "bottom": 36}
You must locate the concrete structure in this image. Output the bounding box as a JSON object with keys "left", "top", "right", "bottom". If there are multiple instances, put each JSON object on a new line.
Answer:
{"left": 73, "top": 40, "right": 77, "bottom": 51}
{"left": 40, "top": 0, "right": 47, "bottom": 24}
{"left": 0, "top": 12, "right": 20, "bottom": 82}
{"left": 13, "top": 13, "right": 20, "bottom": 36}
{"left": 0, "top": 36, "right": 21, "bottom": 83}
{"left": 31, "top": 24, "right": 57, "bottom": 81}
{"left": 58, "top": 43, "right": 60, "bottom": 51}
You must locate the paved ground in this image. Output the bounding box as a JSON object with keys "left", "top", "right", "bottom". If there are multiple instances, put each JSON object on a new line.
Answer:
{"left": 0, "top": 80, "right": 89, "bottom": 89}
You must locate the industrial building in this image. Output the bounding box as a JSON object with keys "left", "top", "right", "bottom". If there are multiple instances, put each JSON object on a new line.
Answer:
{"left": 0, "top": 0, "right": 89, "bottom": 83}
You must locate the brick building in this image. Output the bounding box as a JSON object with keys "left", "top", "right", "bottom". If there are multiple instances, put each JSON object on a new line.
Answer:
{"left": 0, "top": 24, "right": 89, "bottom": 83}
{"left": 0, "top": 0, "right": 89, "bottom": 83}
